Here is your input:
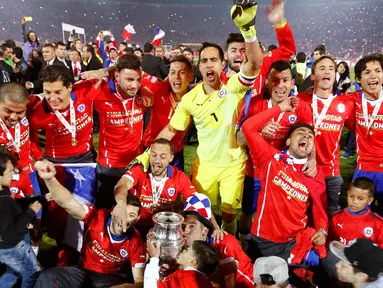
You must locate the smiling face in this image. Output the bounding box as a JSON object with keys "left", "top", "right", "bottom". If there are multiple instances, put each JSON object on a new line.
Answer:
{"left": 43, "top": 81, "right": 72, "bottom": 111}
{"left": 359, "top": 61, "right": 383, "bottom": 98}
{"left": 267, "top": 68, "right": 295, "bottom": 104}
{"left": 225, "top": 42, "right": 246, "bottom": 73}
{"left": 0, "top": 98, "right": 27, "bottom": 126}
{"left": 286, "top": 126, "right": 315, "bottom": 159}
{"left": 168, "top": 61, "right": 193, "bottom": 95}
{"left": 199, "top": 47, "right": 224, "bottom": 89}
{"left": 347, "top": 185, "right": 374, "bottom": 213}
{"left": 115, "top": 68, "right": 142, "bottom": 97}
{"left": 149, "top": 142, "right": 174, "bottom": 177}
{"left": 29, "top": 32, "right": 37, "bottom": 42}
{"left": 311, "top": 58, "right": 336, "bottom": 91}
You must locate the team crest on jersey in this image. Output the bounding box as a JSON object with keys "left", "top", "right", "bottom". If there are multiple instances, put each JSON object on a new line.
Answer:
{"left": 288, "top": 114, "right": 297, "bottom": 124}
{"left": 136, "top": 96, "right": 143, "bottom": 105}
{"left": 218, "top": 88, "right": 227, "bottom": 98}
{"left": 77, "top": 104, "right": 86, "bottom": 113}
{"left": 119, "top": 249, "right": 129, "bottom": 258}
{"left": 363, "top": 227, "right": 374, "bottom": 238}
{"left": 336, "top": 103, "right": 346, "bottom": 113}
{"left": 9, "top": 187, "right": 19, "bottom": 195}
{"left": 21, "top": 118, "right": 29, "bottom": 126}
{"left": 167, "top": 188, "right": 176, "bottom": 197}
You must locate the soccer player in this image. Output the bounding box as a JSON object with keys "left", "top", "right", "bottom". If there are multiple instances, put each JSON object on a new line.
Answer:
{"left": 299, "top": 56, "right": 355, "bottom": 217}
{"left": 322, "top": 177, "right": 383, "bottom": 282}
{"left": 236, "top": 60, "right": 313, "bottom": 248}
{"left": 242, "top": 97, "right": 328, "bottom": 261}
{"left": 29, "top": 65, "right": 97, "bottom": 164}
{"left": 34, "top": 160, "right": 146, "bottom": 288}
{"left": 94, "top": 54, "right": 153, "bottom": 209}
{"left": 330, "top": 239, "right": 383, "bottom": 287}
{"left": 157, "top": 0, "right": 263, "bottom": 234}
{"left": 145, "top": 240, "right": 218, "bottom": 288}
{"left": 143, "top": 55, "right": 194, "bottom": 170}
{"left": 114, "top": 138, "right": 196, "bottom": 239}
{"left": 349, "top": 54, "right": 383, "bottom": 216}
{"left": 182, "top": 193, "right": 254, "bottom": 288}
{"left": 0, "top": 83, "right": 43, "bottom": 198}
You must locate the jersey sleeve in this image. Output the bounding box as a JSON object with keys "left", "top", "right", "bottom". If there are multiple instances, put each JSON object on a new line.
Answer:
{"left": 176, "top": 170, "right": 197, "bottom": 201}
{"left": 226, "top": 72, "right": 256, "bottom": 102}
{"left": 129, "top": 233, "right": 147, "bottom": 268}
{"left": 242, "top": 105, "right": 281, "bottom": 166}
{"left": 218, "top": 235, "right": 244, "bottom": 265}
{"left": 73, "top": 80, "right": 99, "bottom": 101}
{"left": 123, "top": 165, "right": 144, "bottom": 186}
{"left": 169, "top": 95, "right": 191, "bottom": 131}
{"left": 327, "top": 214, "right": 339, "bottom": 243}
{"left": 82, "top": 205, "right": 99, "bottom": 224}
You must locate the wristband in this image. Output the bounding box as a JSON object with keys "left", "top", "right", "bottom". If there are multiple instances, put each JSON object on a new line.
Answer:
{"left": 274, "top": 19, "right": 287, "bottom": 29}
{"left": 319, "top": 228, "right": 328, "bottom": 236}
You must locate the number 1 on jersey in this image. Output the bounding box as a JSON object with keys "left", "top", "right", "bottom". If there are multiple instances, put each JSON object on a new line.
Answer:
{"left": 211, "top": 113, "right": 218, "bottom": 122}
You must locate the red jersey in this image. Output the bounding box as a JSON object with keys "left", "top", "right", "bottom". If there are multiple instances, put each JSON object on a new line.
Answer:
{"left": 329, "top": 208, "right": 383, "bottom": 248}
{"left": 350, "top": 91, "right": 383, "bottom": 172}
{"left": 242, "top": 106, "right": 328, "bottom": 242}
{"left": 299, "top": 92, "right": 355, "bottom": 177}
{"left": 124, "top": 165, "right": 196, "bottom": 227}
{"left": 80, "top": 205, "right": 146, "bottom": 274}
{"left": 244, "top": 96, "right": 313, "bottom": 178}
{"left": 143, "top": 81, "right": 188, "bottom": 153}
{"left": 94, "top": 79, "right": 148, "bottom": 168}
{"left": 159, "top": 269, "right": 214, "bottom": 288}
{"left": 29, "top": 81, "right": 96, "bottom": 159}
{"left": 212, "top": 234, "right": 254, "bottom": 288}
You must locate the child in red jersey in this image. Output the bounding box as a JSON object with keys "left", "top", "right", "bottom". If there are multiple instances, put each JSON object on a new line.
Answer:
{"left": 145, "top": 239, "right": 219, "bottom": 288}
{"left": 322, "top": 177, "right": 383, "bottom": 282}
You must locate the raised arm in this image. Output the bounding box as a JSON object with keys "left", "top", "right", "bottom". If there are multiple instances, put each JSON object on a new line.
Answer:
{"left": 34, "top": 160, "right": 86, "bottom": 220}
{"left": 156, "top": 123, "right": 178, "bottom": 141}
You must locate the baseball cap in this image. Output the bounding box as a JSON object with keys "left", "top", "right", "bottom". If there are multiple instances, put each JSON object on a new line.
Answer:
{"left": 330, "top": 238, "right": 383, "bottom": 278}
{"left": 253, "top": 256, "right": 289, "bottom": 285}
{"left": 109, "top": 46, "right": 118, "bottom": 52}
{"left": 181, "top": 193, "right": 215, "bottom": 233}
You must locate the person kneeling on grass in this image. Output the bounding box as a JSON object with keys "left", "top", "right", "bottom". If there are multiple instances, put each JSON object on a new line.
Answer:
{"left": 34, "top": 160, "right": 146, "bottom": 288}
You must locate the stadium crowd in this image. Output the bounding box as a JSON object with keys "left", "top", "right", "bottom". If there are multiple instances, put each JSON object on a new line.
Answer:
{"left": 0, "top": 0, "right": 383, "bottom": 287}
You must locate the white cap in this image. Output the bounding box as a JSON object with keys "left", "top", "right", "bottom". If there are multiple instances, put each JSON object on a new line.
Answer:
{"left": 253, "top": 256, "right": 289, "bottom": 285}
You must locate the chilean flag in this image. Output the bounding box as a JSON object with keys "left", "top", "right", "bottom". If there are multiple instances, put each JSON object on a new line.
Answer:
{"left": 152, "top": 27, "right": 165, "bottom": 46}
{"left": 122, "top": 24, "right": 136, "bottom": 41}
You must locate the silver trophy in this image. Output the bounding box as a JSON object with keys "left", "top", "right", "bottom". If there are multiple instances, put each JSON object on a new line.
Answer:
{"left": 151, "top": 212, "right": 185, "bottom": 258}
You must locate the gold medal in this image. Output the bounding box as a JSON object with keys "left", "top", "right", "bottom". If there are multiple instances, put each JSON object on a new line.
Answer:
{"left": 71, "top": 138, "right": 77, "bottom": 146}
{"left": 151, "top": 204, "right": 159, "bottom": 212}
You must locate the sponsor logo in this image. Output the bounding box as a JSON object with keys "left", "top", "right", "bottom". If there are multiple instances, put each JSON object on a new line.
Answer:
{"left": 218, "top": 88, "right": 227, "bottom": 98}
{"left": 136, "top": 97, "right": 143, "bottom": 105}
{"left": 288, "top": 114, "right": 298, "bottom": 124}
{"left": 119, "top": 249, "right": 129, "bottom": 258}
{"left": 105, "top": 102, "right": 113, "bottom": 108}
{"left": 336, "top": 103, "right": 346, "bottom": 113}
{"left": 363, "top": 227, "right": 374, "bottom": 238}
{"left": 77, "top": 104, "right": 86, "bottom": 113}
{"left": 168, "top": 188, "right": 176, "bottom": 197}
{"left": 21, "top": 117, "right": 29, "bottom": 126}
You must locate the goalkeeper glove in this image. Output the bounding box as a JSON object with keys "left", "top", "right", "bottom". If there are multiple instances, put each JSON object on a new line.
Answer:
{"left": 126, "top": 148, "right": 151, "bottom": 172}
{"left": 231, "top": 0, "right": 258, "bottom": 42}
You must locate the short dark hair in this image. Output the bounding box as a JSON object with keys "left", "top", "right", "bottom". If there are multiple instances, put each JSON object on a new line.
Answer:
{"left": 152, "top": 138, "right": 174, "bottom": 155}
{"left": 120, "top": 42, "right": 127, "bottom": 47}
{"left": 268, "top": 44, "right": 277, "bottom": 52}
{"left": 182, "top": 47, "right": 193, "bottom": 54}
{"left": 0, "top": 146, "right": 17, "bottom": 176}
{"left": 350, "top": 177, "right": 375, "bottom": 197}
{"left": 268, "top": 60, "right": 293, "bottom": 78}
{"left": 126, "top": 194, "right": 142, "bottom": 214}
{"left": 296, "top": 52, "right": 306, "bottom": 63}
{"left": 84, "top": 44, "right": 95, "bottom": 56}
{"left": 311, "top": 56, "right": 337, "bottom": 75}
{"left": 134, "top": 48, "right": 143, "bottom": 54}
{"left": 224, "top": 33, "right": 244, "bottom": 51}
{"left": 144, "top": 43, "right": 154, "bottom": 53}
{"left": 124, "top": 47, "right": 135, "bottom": 54}
{"left": 0, "top": 43, "right": 13, "bottom": 51}
{"left": 42, "top": 43, "right": 55, "bottom": 50}
{"left": 13, "top": 47, "right": 23, "bottom": 59}
{"left": 70, "top": 49, "right": 81, "bottom": 58}
{"left": 40, "top": 65, "right": 72, "bottom": 88}
{"left": 314, "top": 45, "right": 326, "bottom": 55}
{"left": 55, "top": 41, "right": 66, "bottom": 48}
{"left": 3, "top": 39, "right": 16, "bottom": 48}
{"left": 0, "top": 82, "right": 29, "bottom": 104}
{"left": 170, "top": 55, "right": 192, "bottom": 71}
{"left": 354, "top": 53, "right": 383, "bottom": 81}
{"left": 191, "top": 241, "right": 219, "bottom": 276}
{"left": 287, "top": 123, "right": 315, "bottom": 139}
{"left": 198, "top": 42, "right": 224, "bottom": 62}
{"left": 116, "top": 54, "right": 141, "bottom": 73}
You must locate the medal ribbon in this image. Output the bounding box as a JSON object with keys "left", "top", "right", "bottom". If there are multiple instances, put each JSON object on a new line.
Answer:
{"left": 54, "top": 96, "right": 76, "bottom": 143}
{"left": 0, "top": 119, "right": 20, "bottom": 152}
{"left": 362, "top": 91, "right": 383, "bottom": 136}
{"left": 113, "top": 90, "right": 135, "bottom": 132}
{"left": 149, "top": 173, "right": 168, "bottom": 207}
{"left": 312, "top": 93, "right": 335, "bottom": 130}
